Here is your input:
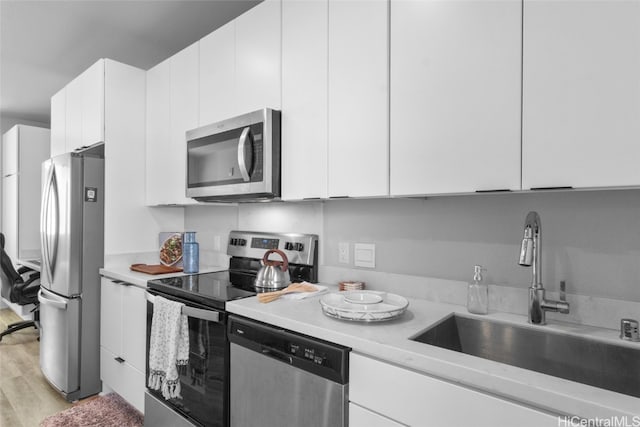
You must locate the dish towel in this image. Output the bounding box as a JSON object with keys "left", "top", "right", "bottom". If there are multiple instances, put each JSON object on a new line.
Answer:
{"left": 148, "top": 295, "right": 189, "bottom": 400}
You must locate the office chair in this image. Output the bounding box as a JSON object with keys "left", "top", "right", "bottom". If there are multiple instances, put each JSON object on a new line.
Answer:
{"left": 0, "top": 233, "right": 41, "bottom": 342}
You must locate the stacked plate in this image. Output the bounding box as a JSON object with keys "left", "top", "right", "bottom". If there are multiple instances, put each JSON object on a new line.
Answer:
{"left": 339, "top": 281, "right": 365, "bottom": 291}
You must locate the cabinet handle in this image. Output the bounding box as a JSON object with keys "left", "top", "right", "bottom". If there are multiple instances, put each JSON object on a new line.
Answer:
{"left": 115, "top": 357, "right": 125, "bottom": 364}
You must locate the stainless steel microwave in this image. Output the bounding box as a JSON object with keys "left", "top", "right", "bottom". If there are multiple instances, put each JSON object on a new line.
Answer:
{"left": 186, "top": 108, "right": 281, "bottom": 202}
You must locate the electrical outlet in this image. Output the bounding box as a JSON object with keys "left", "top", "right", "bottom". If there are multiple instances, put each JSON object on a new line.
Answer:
{"left": 338, "top": 242, "right": 350, "bottom": 264}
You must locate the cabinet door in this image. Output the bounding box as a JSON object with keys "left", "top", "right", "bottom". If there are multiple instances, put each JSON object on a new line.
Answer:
{"left": 121, "top": 284, "right": 147, "bottom": 373}
{"left": 522, "top": 0, "right": 640, "bottom": 189}
{"left": 2, "top": 175, "right": 18, "bottom": 263}
{"left": 16, "top": 127, "right": 49, "bottom": 260}
{"left": 199, "top": 21, "right": 235, "bottom": 125}
{"left": 145, "top": 59, "right": 172, "bottom": 205}
{"left": 390, "top": 0, "right": 522, "bottom": 196}
{"left": 50, "top": 89, "right": 67, "bottom": 157}
{"left": 235, "top": 0, "right": 282, "bottom": 114}
{"left": 328, "top": 0, "right": 389, "bottom": 198}
{"left": 65, "top": 77, "right": 83, "bottom": 153}
{"left": 170, "top": 42, "right": 199, "bottom": 205}
{"left": 100, "top": 278, "right": 122, "bottom": 356}
{"left": 2, "top": 126, "right": 18, "bottom": 176}
{"left": 81, "top": 59, "right": 105, "bottom": 148}
{"left": 281, "top": 0, "right": 328, "bottom": 200}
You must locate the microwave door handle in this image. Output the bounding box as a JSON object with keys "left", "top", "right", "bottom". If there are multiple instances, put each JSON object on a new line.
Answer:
{"left": 237, "top": 127, "right": 253, "bottom": 182}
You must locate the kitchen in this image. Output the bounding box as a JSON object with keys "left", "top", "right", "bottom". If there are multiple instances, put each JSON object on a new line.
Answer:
{"left": 1, "top": 0, "right": 640, "bottom": 426}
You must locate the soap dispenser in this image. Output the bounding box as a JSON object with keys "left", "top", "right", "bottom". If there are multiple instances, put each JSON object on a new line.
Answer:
{"left": 467, "top": 265, "right": 488, "bottom": 314}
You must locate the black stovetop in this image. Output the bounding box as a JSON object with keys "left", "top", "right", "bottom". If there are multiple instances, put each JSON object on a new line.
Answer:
{"left": 147, "top": 270, "right": 257, "bottom": 310}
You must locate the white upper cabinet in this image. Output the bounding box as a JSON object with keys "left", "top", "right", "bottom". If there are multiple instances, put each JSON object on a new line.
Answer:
{"left": 199, "top": 0, "right": 281, "bottom": 126}
{"left": 50, "top": 88, "right": 66, "bottom": 157}
{"left": 169, "top": 42, "right": 199, "bottom": 205}
{"left": 1, "top": 125, "right": 50, "bottom": 262}
{"left": 522, "top": 0, "right": 640, "bottom": 190}
{"left": 235, "top": 0, "right": 282, "bottom": 114}
{"left": 51, "top": 58, "right": 127, "bottom": 156}
{"left": 328, "top": 0, "right": 389, "bottom": 198}
{"left": 145, "top": 58, "right": 172, "bottom": 205}
{"left": 199, "top": 21, "right": 235, "bottom": 125}
{"left": 146, "top": 43, "right": 199, "bottom": 206}
{"left": 81, "top": 60, "right": 106, "bottom": 148}
{"left": 390, "top": 0, "right": 522, "bottom": 196}
{"left": 281, "top": 0, "right": 328, "bottom": 200}
{"left": 65, "top": 59, "right": 105, "bottom": 153}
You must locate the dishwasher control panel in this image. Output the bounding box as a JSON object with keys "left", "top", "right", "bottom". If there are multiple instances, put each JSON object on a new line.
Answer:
{"left": 228, "top": 315, "right": 349, "bottom": 384}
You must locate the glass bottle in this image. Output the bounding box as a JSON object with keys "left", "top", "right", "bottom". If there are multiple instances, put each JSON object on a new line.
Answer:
{"left": 183, "top": 232, "right": 199, "bottom": 274}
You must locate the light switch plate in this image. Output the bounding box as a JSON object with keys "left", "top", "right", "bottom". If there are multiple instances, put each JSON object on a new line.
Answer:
{"left": 354, "top": 243, "right": 375, "bottom": 268}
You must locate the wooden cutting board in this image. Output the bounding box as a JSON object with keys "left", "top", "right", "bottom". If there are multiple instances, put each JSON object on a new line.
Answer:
{"left": 130, "top": 263, "right": 183, "bottom": 275}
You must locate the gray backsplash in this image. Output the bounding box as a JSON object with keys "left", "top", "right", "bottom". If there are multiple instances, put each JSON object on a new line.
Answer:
{"left": 184, "top": 189, "right": 640, "bottom": 306}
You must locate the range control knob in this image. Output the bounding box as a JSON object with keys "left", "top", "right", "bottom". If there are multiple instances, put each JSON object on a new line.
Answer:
{"left": 284, "top": 242, "right": 294, "bottom": 251}
{"left": 239, "top": 239, "right": 247, "bottom": 246}
{"left": 294, "top": 243, "right": 304, "bottom": 252}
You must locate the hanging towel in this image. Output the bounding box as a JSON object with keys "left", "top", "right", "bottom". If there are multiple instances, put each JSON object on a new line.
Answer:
{"left": 148, "top": 295, "right": 189, "bottom": 400}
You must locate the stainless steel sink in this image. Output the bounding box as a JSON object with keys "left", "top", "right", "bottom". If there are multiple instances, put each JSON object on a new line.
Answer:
{"left": 411, "top": 314, "right": 640, "bottom": 398}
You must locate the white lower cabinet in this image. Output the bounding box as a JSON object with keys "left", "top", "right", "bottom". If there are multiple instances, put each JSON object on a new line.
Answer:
{"left": 349, "top": 353, "right": 558, "bottom": 427}
{"left": 349, "top": 403, "right": 404, "bottom": 427}
{"left": 100, "top": 278, "right": 147, "bottom": 412}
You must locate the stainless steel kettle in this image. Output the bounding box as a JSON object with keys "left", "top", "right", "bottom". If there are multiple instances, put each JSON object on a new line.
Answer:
{"left": 254, "top": 249, "right": 291, "bottom": 290}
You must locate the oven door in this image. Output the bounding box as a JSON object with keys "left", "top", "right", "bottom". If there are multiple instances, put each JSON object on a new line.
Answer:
{"left": 186, "top": 108, "right": 280, "bottom": 201}
{"left": 146, "top": 291, "right": 229, "bottom": 427}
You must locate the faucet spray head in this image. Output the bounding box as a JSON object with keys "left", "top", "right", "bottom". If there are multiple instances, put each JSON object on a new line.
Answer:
{"left": 519, "top": 227, "right": 534, "bottom": 266}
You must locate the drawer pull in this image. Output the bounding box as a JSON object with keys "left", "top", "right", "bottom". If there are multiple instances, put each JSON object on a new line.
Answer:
{"left": 115, "top": 356, "right": 125, "bottom": 364}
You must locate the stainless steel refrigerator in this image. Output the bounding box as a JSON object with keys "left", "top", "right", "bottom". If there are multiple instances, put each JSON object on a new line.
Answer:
{"left": 38, "top": 151, "right": 104, "bottom": 402}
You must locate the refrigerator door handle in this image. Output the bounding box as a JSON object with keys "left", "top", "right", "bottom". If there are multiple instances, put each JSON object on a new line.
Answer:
{"left": 38, "top": 289, "right": 68, "bottom": 310}
{"left": 41, "top": 163, "right": 59, "bottom": 281}
{"left": 40, "top": 162, "right": 52, "bottom": 279}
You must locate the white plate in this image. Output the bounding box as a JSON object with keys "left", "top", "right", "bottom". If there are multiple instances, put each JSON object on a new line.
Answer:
{"left": 344, "top": 291, "right": 382, "bottom": 304}
{"left": 319, "top": 291, "right": 409, "bottom": 322}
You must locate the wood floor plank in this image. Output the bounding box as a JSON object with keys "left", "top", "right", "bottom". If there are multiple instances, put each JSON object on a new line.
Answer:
{"left": 0, "top": 309, "right": 74, "bottom": 426}
{"left": 0, "top": 388, "right": 25, "bottom": 427}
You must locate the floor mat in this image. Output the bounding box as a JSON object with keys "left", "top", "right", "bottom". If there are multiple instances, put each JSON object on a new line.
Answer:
{"left": 40, "top": 393, "right": 143, "bottom": 427}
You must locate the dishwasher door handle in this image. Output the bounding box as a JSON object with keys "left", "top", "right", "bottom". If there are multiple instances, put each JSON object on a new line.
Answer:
{"left": 261, "top": 346, "right": 293, "bottom": 365}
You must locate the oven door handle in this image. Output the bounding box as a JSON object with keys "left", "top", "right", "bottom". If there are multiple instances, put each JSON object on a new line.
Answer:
{"left": 147, "top": 292, "right": 221, "bottom": 323}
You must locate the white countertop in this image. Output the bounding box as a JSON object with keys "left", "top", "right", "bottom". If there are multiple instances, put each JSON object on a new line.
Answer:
{"left": 99, "top": 264, "right": 227, "bottom": 287}
{"left": 227, "top": 286, "right": 640, "bottom": 419}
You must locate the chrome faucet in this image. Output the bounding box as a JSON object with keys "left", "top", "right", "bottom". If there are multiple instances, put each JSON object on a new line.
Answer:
{"left": 518, "top": 211, "right": 570, "bottom": 324}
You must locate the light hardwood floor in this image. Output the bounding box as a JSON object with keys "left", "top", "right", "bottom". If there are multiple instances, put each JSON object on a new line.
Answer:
{"left": 0, "top": 308, "right": 73, "bottom": 427}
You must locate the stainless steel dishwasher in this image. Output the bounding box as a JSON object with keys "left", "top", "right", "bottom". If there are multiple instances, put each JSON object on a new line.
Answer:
{"left": 228, "top": 315, "right": 349, "bottom": 427}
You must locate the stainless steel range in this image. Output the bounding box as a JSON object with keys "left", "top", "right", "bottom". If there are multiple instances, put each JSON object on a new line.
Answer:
{"left": 144, "top": 230, "right": 318, "bottom": 427}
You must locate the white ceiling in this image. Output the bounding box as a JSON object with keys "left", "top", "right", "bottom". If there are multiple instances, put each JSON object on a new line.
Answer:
{"left": 0, "top": 0, "right": 260, "bottom": 125}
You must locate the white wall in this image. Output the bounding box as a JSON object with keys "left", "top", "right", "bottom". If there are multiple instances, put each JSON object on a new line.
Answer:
{"left": 185, "top": 189, "right": 640, "bottom": 303}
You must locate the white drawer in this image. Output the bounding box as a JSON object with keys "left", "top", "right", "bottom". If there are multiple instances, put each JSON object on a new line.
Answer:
{"left": 350, "top": 352, "right": 557, "bottom": 427}
{"left": 100, "top": 346, "right": 145, "bottom": 413}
